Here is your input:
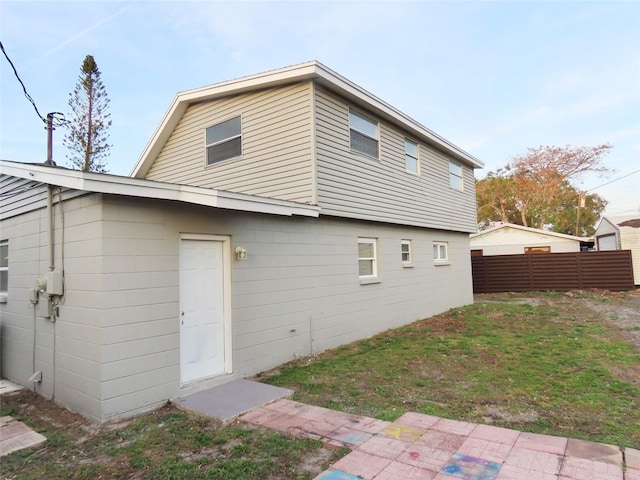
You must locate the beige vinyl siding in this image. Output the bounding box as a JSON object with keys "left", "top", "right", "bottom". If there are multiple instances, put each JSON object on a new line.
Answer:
{"left": 0, "top": 175, "right": 47, "bottom": 219}
{"left": 144, "top": 83, "right": 315, "bottom": 204}
{"left": 0, "top": 175, "right": 88, "bottom": 221}
{"left": 314, "top": 87, "right": 478, "bottom": 233}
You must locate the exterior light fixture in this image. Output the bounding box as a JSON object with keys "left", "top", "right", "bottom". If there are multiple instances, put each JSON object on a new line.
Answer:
{"left": 235, "top": 246, "right": 247, "bottom": 260}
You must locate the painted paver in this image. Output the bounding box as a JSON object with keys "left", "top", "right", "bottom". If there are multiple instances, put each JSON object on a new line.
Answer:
{"left": 240, "top": 399, "right": 633, "bottom": 480}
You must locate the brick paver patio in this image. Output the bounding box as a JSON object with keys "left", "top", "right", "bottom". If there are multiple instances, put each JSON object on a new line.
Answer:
{"left": 241, "top": 399, "right": 638, "bottom": 480}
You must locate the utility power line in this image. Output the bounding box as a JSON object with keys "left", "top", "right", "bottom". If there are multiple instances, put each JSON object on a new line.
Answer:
{"left": 0, "top": 40, "right": 66, "bottom": 127}
{"left": 586, "top": 168, "right": 640, "bottom": 192}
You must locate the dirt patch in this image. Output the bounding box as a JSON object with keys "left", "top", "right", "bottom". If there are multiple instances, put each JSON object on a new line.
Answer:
{"left": 475, "top": 289, "right": 640, "bottom": 351}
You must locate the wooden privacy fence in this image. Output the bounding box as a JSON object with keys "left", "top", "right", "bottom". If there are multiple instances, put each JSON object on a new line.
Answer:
{"left": 471, "top": 250, "right": 635, "bottom": 293}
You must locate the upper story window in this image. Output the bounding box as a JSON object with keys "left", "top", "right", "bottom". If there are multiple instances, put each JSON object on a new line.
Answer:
{"left": 449, "top": 160, "right": 463, "bottom": 190}
{"left": 358, "top": 237, "right": 378, "bottom": 279}
{"left": 349, "top": 110, "right": 379, "bottom": 159}
{"left": 206, "top": 116, "right": 242, "bottom": 165}
{"left": 0, "top": 240, "right": 8, "bottom": 296}
{"left": 405, "top": 139, "right": 419, "bottom": 174}
{"left": 433, "top": 241, "right": 449, "bottom": 264}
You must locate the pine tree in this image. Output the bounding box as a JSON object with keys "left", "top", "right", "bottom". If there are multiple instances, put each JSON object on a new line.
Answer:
{"left": 63, "top": 55, "right": 111, "bottom": 172}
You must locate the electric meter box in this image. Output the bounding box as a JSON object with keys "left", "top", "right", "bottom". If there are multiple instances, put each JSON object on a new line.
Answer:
{"left": 45, "top": 269, "right": 63, "bottom": 296}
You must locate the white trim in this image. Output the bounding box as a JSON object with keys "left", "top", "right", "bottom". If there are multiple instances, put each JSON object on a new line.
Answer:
{"left": 130, "top": 61, "right": 483, "bottom": 178}
{"left": 401, "top": 239, "right": 412, "bottom": 266}
{"left": 204, "top": 115, "right": 243, "bottom": 167}
{"left": 471, "top": 222, "right": 590, "bottom": 242}
{"left": 1, "top": 160, "right": 320, "bottom": 218}
{"left": 179, "top": 234, "right": 233, "bottom": 378}
{"left": 0, "top": 239, "right": 7, "bottom": 296}
{"left": 309, "top": 82, "right": 319, "bottom": 206}
{"left": 358, "top": 237, "right": 378, "bottom": 280}
{"left": 349, "top": 109, "right": 380, "bottom": 160}
{"left": 404, "top": 139, "right": 420, "bottom": 175}
{"left": 449, "top": 160, "right": 463, "bottom": 191}
{"left": 433, "top": 241, "right": 449, "bottom": 264}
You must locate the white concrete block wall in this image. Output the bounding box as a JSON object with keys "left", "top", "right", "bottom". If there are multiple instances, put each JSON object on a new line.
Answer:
{"left": 0, "top": 192, "right": 107, "bottom": 420}
{"left": 2, "top": 192, "right": 474, "bottom": 422}
{"left": 99, "top": 196, "right": 180, "bottom": 420}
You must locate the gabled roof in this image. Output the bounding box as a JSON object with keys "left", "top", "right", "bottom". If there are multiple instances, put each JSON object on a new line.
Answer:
{"left": 470, "top": 222, "right": 589, "bottom": 242}
{"left": 0, "top": 160, "right": 320, "bottom": 218}
{"left": 597, "top": 215, "right": 640, "bottom": 232}
{"left": 130, "top": 60, "right": 484, "bottom": 178}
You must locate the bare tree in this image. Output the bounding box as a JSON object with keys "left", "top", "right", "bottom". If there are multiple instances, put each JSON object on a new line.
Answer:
{"left": 476, "top": 144, "right": 612, "bottom": 233}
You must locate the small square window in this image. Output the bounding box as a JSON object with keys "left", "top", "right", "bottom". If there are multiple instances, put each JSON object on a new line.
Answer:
{"left": 206, "top": 116, "right": 242, "bottom": 165}
{"left": 433, "top": 241, "right": 448, "bottom": 264}
{"left": 524, "top": 246, "right": 551, "bottom": 254}
{"left": 358, "top": 237, "right": 377, "bottom": 278}
{"left": 401, "top": 240, "right": 412, "bottom": 265}
{"left": 449, "top": 160, "right": 463, "bottom": 190}
{"left": 350, "top": 110, "right": 379, "bottom": 159}
{"left": 0, "top": 240, "right": 8, "bottom": 293}
{"left": 405, "top": 139, "right": 419, "bottom": 174}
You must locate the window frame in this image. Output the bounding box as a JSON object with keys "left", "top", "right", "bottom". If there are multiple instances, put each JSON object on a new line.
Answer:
{"left": 433, "top": 241, "right": 449, "bottom": 264}
{"left": 524, "top": 246, "right": 551, "bottom": 254}
{"left": 405, "top": 139, "right": 419, "bottom": 175}
{"left": 401, "top": 239, "right": 412, "bottom": 266}
{"left": 0, "top": 240, "right": 8, "bottom": 301}
{"left": 449, "top": 160, "right": 463, "bottom": 190}
{"left": 349, "top": 109, "right": 379, "bottom": 159}
{"left": 358, "top": 237, "right": 378, "bottom": 281}
{"left": 205, "top": 115, "right": 242, "bottom": 166}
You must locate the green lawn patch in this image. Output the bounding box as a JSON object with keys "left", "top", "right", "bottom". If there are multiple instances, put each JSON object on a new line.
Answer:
{"left": 262, "top": 297, "right": 640, "bottom": 448}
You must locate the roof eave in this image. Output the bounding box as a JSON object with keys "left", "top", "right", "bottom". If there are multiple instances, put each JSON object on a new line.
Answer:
{"left": 2, "top": 160, "right": 320, "bottom": 218}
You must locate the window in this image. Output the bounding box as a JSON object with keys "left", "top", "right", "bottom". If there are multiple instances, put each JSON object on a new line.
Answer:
{"left": 206, "top": 116, "right": 242, "bottom": 165}
{"left": 449, "top": 160, "right": 463, "bottom": 190}
{"left": 0, "top": 240, "right": 7, "bottom": 295}
{"left": 358, "top": 238, "right": 377, "bottom": 278}
{"left": 401, "top": 240, "right": 412, "bottom": 265}
{"left": 433, "top": 241, "right": 448, "bottom": 264}
{"left": 524, "top": 246, "right": 551, "bottom": 254}
{"left": 349, "top": 110, "right": 379, "bottom": 158}
{"left": 405, "top": 139, "right": 419, "bottom": 174}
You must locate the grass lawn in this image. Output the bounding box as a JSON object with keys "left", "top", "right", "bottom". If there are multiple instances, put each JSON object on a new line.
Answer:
{"left": 261, "top": 292, "right": 640, "bottom": 448}
{"left": 1, "top": 291, "right": 638, "bottom": 479}
{"left": 0, "top": 401, "right": 346, "bottom": 479}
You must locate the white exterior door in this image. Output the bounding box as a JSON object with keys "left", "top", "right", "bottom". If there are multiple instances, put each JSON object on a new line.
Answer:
{"left": 180, "top": 237, "right": 230, "bottom": 385}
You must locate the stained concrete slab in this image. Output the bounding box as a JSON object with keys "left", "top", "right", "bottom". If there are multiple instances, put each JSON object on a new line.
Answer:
{"left": 565, "top": 437, "right": 623, "bottom": 465}
{"left": 172, "top": 379, "right": 293, "bottom": 423}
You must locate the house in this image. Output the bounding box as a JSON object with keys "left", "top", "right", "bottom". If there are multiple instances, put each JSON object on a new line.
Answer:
{"left": 595, "top": 215, "right": 640, "bottom": 285}
{"left": 470, "top": 222, "right": 592, "bottom": 256}
{"left": 0, "top": 61, "right": 483, "bottom": 423}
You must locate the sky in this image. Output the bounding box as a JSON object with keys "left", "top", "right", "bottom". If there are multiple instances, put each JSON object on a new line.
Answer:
{"left": 1, "top": 0, "right": 639, "bottom": 220}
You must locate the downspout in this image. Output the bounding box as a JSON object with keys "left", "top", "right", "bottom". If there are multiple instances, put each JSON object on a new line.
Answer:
{"left": 46, "top": 112, "right": 56, "bottom": 273}
{"left": 47, "top": 185, "right": 54, "bottom": 272}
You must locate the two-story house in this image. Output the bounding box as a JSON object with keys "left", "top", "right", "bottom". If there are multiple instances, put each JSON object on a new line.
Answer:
{"left": 0, "top": 61, "right": 483, "bottom": 422}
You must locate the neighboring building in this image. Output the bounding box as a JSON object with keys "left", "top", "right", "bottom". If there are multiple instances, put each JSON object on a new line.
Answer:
{"left": 595, "top": 215, "right": 640, "bottom": 285}
{"left": 470, "top": 222, "right": 591, "bottom": 257}
{"left": 0, "top": 61, "right": 483, "bottom": 422}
